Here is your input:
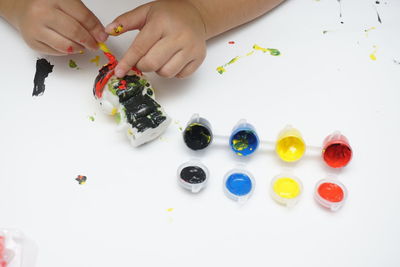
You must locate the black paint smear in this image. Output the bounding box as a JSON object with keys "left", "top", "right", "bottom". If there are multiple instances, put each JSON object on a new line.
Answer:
{"left": 180, "top": 166, "right": 206, "bottom": 184}
{"left": 183, "top": 123, "right": 212, "bottom": 150}
{"left": 32, "top": 58, "right": 54, "bottom": 97}
{"left": 374, "top": 4, "right": 382, "bottom": 23}
{"left": 115, "top": 75, "right": 166, "bottom": 133}
{"left": 337, "top": 0, "right": 344, "bottom": 24}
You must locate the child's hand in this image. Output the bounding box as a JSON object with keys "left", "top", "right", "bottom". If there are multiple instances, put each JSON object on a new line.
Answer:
{"left": 3, "top": 0, "right": 108, "bottom": 55}
{"left": 105, "top": 0, "right": 207, "bottom": 78}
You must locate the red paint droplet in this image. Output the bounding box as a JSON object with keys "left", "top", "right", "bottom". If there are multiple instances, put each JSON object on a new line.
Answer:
{"left": 318, "top": 182, "right": 344, "bottom": 202}
{"left": 228, "top": 41, "right": 235, "bottom": 44}
{"left": 118, "top": 80, "right": 127, "bottom": 90}
{"left": 67, "top": 46, "right": 73, "bottom": 53}
{"left": 322, "top": 132, "right": 352, "bottom": 168}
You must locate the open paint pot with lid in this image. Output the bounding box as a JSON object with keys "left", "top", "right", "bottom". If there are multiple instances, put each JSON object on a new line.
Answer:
{"left": 177, "top": 160, "right": 209, "bottom": 193}
{"left": 183, "top": 114, "right": 213, "bottom": 150}
{"left": 314, "top": 179, "right": 347, "bottom": 211}
{"left": 270, "top": 173, "right": 303, "bottom": 207}
{"left": 223, "top": 168, "right": 255, "bottom": 203}
{"left": 275, "top": 125, "right": 306, "bottom": 162}
{"left": 322, "top": 131, "right": 352, "bottom": 168}
{"left": 229, "top": 119, "right": 259, "bottom": 156}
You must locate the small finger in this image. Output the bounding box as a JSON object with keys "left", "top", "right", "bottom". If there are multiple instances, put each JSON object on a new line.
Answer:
{"left": 47, "top": 9, "right": 98, "bottom": 50}
{"left": 115, "top": 23, "right": 162, "bottom": 77}
{"left": 136, "top": 37, "right": 181, "bottom": 72}
{"left": 105, "top": 4, "right": 151, "bottom": 36}
{"left": 176, "top": 59, "right": 203, "bottom": 78}
{"left": 39, "top": 28, "right": 85, "bottom": 54}
{"left": 33, "top": 40, "right": 65, "bottom": 56}
{"left": 156, "top": 50, "right": 191, "bottom": 78}
{"left": 59, "top": 0, "right": 108, "bottom": 43}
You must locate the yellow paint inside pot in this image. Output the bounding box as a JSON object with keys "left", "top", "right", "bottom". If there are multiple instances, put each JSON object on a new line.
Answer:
{"left": 273, "top": 177, "right": 301, "bottom": 199}
{"left": 275, "top": 127, "right": 306, "bottom": 162}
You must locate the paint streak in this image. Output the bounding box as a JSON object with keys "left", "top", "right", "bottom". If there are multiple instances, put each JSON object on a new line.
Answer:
{"left": 89, "top": 116, "right": 95, "bottom": 122}
{"left": 32, "top": 58, "right": 54, "bottom": 97}
{"left": 75, "top": 175, "right": 87, "bottom": 185}
{"left": 111, "top": 25, "right": 124, "bottom": 36}
{"left": 90, "top": 56, "right": 100, "bottom": 66}
{"left": 69, "top": 59, "right": 78, "bottom": 68}
{"left": 364, "top": 26, "right": 376, "bottom": 37}
{"left": 370, "top": 46, "right": 378, "bottom": 61}
{"left": 374, "top": 4, "right": 382, "bottom": 23}
{"left": 67, "top": 46, "right": 73, "bottom": 53}
{"left": 167, "top": 208, "right": 174, "bottom": 212}
{"left": 337, "top": 0, "right": 344, "bottom": 24}
{"left": 217, "top": 44, "right": 281, "bottom": 74}
{"left": 228, "top": 41, "right": 235, "bottom": 44}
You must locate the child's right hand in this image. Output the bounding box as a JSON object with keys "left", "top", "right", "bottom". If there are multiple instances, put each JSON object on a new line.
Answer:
{"left": 1, "top": 0, "right": 107, "bottom": 55}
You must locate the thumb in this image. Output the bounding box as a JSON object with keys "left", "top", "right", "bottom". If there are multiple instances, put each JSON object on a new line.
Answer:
{"left": 105, "top": 4, "right": 151, "bottom": 36}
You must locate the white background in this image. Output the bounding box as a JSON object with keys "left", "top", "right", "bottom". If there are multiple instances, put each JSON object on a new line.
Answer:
{"left": 1, "top": 0, "right": 400, "bottom": 266}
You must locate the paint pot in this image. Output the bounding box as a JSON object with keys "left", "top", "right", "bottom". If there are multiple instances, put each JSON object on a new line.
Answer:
{"left": 183, "top": 114, "right": 213, "bottom": 150}
{"left": 275, "top": 125, "right": 306, "bottom": 162}
{"left": 314, "top": 179, "right": 347, "bottom": 211}
{"left": 322, "top": 131, "right": 352, "bottom": 168}
{"left": 223, "top": 168, "right": 255, "bottom": 202}
{"left": 270, "top": 173, "right": 303, "bottom": 207}
{"left": 177, "top": 160, "right": 209, "bottom": 193}
{"left": 229, "top": 119, "right": 259, "bottom": 156}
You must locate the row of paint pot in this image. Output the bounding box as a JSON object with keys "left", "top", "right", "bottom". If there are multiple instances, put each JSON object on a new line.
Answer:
{"left": 177, "top": 160, "right": 347, "bottom": 211}
{"left": 183, "top": 114, "right": 353, "bottom": 168}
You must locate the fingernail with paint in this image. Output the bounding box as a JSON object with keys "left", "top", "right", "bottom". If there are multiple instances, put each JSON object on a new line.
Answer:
{"left": 111, "top": 25, "right": 124, "bottom": 36}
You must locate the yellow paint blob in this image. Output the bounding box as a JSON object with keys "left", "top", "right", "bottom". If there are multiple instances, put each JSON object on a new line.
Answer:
{"left": 98, "top": 42, "right": 110, "bottom": 53}
{"left": 90, "top": 55, "right": 100, "bottom": 66}
{"left": 273, "top": 177, "right": 301, "bottom": 199}
{"left": 275, "top": 127, "right": 306, "bottom": 162}
{"left": 167, "top": 208, "right": 174, "bottom": 212}
{"left": 111, "top": 25, "right": 124, "bottom": 36}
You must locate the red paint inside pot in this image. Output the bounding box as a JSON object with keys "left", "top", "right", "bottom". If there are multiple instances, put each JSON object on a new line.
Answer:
{"left": 318, "top": 182, "right": 344, "bottom": 202}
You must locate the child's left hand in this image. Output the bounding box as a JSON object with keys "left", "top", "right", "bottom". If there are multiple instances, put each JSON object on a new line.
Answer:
{"left": 105, "top": 0, "right": 207, "bottom": 78}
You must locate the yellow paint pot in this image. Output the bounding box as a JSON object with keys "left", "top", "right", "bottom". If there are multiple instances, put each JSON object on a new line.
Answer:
{"left": 275, "top": 126, "right": 306, "bottom": 162}
{"left": 271, "top": 174, "right": 303, "bottom": 207}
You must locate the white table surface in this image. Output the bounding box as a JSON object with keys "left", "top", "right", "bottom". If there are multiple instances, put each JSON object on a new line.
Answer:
{"left": 1, "top": 0, "right": 400, "bottom": 266}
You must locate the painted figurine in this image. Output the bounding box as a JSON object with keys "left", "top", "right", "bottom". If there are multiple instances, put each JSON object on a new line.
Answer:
{"left": 93, "top": 47, "right": 171, "bottom": 147}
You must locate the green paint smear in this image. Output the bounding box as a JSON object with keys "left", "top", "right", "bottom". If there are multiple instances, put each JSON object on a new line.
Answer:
{"left": 115, "top": 112, "right": 121, "bottom": 124}
{"left": 89, "top": 116, "right": 95, "bottom": 122}
{"left": 69, "top": 59, "right": 78, "bottom": 68}
{"left": 268, "top": 48, "right": 281, "bottom": 56}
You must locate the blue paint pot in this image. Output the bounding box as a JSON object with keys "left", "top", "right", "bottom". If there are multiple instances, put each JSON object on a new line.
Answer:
{"left": 223, "top": 169, "right": 255, "bottom": 202}
{"left": 229, "top": 119, "right": 259, "bottom": 156}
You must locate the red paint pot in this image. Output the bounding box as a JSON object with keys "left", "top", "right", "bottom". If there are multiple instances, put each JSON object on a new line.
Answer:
{"left": 314, "top": 179, "right": 347, "bottom": 211}
{"left": 322, "top": 132, "right": 352, "bottom": 168}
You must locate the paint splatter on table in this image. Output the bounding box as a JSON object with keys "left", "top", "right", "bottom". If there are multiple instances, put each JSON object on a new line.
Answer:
{"left": 32, "top": 58, "right": 54, "bottom": 97}
{"left": 75, "top": 175, "right": 87, "bottom": 185}
{"left": 216, "top": 44, "right": 281, "bottom": 74}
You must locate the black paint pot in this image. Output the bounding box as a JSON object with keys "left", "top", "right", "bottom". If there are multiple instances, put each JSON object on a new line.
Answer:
{"left": 183, "top": 114, "right": 213, "bottom": 150}
{"left": 177, "top": 160, "right": 209, "bottom": 193}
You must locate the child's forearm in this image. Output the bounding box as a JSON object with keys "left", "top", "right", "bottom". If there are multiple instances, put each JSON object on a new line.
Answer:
{"left": 185, "top": 0, "right": 285, "bottom": 39}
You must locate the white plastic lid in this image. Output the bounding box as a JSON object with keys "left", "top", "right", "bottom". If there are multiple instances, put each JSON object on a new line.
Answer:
{"left": 177, "top": 160, "right": 209, "bottom": 193}
{"left": 223, "top": 168, "right": 255, "bottom": 203}
{"left": 270, "top": 173, "right": 303, "bottom": 207}
{"left": 314, "top": 179, "right": 347, "bottom": 211}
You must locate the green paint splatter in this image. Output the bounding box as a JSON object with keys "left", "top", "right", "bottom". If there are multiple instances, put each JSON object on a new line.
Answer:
{"left": 217, "top": 66, "right": 226, "bottom": 74}
{"left": 216, "top": 44, "right": 281, "bottom": 74}
{"left": 115, "top": 112, "right": 121, "bottom": 124}
{"left": 89, "top": 116, "right": 95, "bottom": 122}
{"left": 69, "top": 59, "right": 78, "bottom": 68}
